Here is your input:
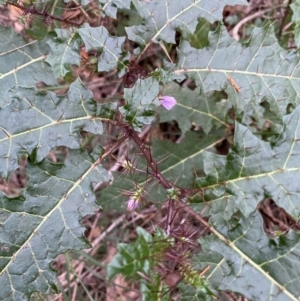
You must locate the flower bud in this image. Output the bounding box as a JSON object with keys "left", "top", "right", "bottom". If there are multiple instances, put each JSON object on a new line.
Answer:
{"left": 127, "top": 198, "right": 139, "bottom": 211}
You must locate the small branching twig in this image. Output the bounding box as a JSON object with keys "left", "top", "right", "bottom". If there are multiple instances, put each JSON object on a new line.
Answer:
{"left": 6, "top": 1, "right": 82, "bottom": 26}
{"left": 123, "top": 125, "right": 171, "bottom": 189}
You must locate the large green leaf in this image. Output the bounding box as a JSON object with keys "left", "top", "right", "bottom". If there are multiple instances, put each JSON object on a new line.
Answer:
{"left": 160, "top": 82, "right": 232, "bottom": 134}
{"left": 193, "top": 104, "right": 300, "bottom": 220}
{"left": 126, "top": 0, "right": 247, "bottom": 49}
{"left": 168, "top": 24, "right": 300, "bottom": 117}
{"left": 45, "top": 28, "right": 81, "bottom": 79}
{"left": 78, "top": 24, "right": 128, "bottom": 74}
{"left": 0, "top": 78, "right": 104, "bottom": 179}
{"left": 193, "top": 211, "right": 300, "bottom": 301}
{"left": 176, "top": 104, "right": 300, "bottom": 300}
{"left": 46, "top": 24, "right": 128, "bottom": 79}
{"left": 0, "top": 26, "right": 56, "bottom": 108}
{"left": 0, "top": 148, "right": 109, "bottom": 300}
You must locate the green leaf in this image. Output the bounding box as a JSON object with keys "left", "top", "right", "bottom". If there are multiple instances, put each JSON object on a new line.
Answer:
{"left": 46, "top": 29, "right": 81, "bottom": 79}
{"left": 0, "top": 26, "right": 56, "bottom": 108}
{"left": 150, "top": 68, "right": 185, "bottom": 84}
{"left": 99, "top": 0, "right": 132, "bottom": 18}
{"left": 119, "top": 77, "right": 160, "bottom": 131}
{"left": 107, "top": 227, "right": 154, "bottom": 279}
{"left": 160, "top": 82, "right": 232, "bottom": 134}
{"left": 179, "top": 283, "right": 216, "bottom": 301}
{"left": 78, "top": 24, "right": 127, "bottom": 73}
{"left": 43, "top": 22, "right": 130, "bottom": 78}
{"left": 107, "top": 227, "right": 170, "bottom": 279}
{"left": 140, "top": 277, "right": 170, "bottom": 301}
{"left": 96, "top": 102, "right": 118, "bottom": 120}
{"left": 152, "top": 131, "right": 224, "bottom": 190}
{"left": 182, "top": 18, "right": 210, "bottom": 49}
{"left": 168, "top": 24, "right": 300, "bottom": 117}
{"left": 0, "top": 78, "right": 105, "bottom": 179}
{"left": 98, "top": 131, "right": 224, "bottom": 210}
{"left": 194, "top": 211, "right": 300, "bottom": 300}
{"left": 126, "top": 0, "right": 247, "bottom": 49}
{"left": 193, "top": 104, "right": 300, "bottom": 221}
{"left": 0, "top": 148, "right": 110, "bottom": 300}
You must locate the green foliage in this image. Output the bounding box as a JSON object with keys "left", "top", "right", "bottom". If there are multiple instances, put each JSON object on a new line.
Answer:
{"left": 126, "top": 0, "right": 247, "bottom": 48}
{"left": 167, "top": 24, "right": 300, "bottom": 117}
{"left": 98, "top": 0, "right": 132, "bottom": 18}
{"left": 140, "top": 277, "right": 170, "bottom": 301}
{"left": 0, "top": 26, "right": 56, "bottom": 108}
{"left": 195, "top": 211, "right": 300, "bottom": 301}
{"left": 160, "top": 81, "right": 232, "bottom": 134}
{"left": 107, "top": 227, "right": 170, "bottom": 279}
{"left": 194, "top": 105, "right": 300, "bottom": 220}
{"left": 78, "top": 24, "right": 128, "bottom": 74}
{"left": 1, "top": 0, "right": 300, "bottom": 300}
{"left": 46, "top": 29, "right": 81, "bottom": 78}
{"left": 46, "top": 24, "right": 128, "bottom": 78}
{"left": 119, "top": 77, "right": 160, "bottom": 131}
{"left": 0, "top": 78, "right": 104, "bottom": 178}
{"left": 0, "top": 149, "right": 109, "bottom": 300}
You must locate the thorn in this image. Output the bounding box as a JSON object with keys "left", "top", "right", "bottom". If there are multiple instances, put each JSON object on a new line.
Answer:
{"left": 56, "top": 112, "right": 64, "bottom": 123}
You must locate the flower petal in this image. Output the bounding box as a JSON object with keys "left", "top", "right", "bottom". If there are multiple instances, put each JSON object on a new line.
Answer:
{"left": 160, "top": 96, "right": 177, "bottom": 110}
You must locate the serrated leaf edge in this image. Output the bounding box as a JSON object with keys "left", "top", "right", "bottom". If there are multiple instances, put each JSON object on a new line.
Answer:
{"left": 183, "top": 202, "right": 298, "bottom": 301}
{"left": 1, "top": 158, "right": 104, "bottom": 278}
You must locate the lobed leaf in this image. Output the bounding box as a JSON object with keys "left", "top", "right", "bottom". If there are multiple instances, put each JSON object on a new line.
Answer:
{"left": 168, "top": 24, "right": 300, "bottom": 117}
{"left": 0, "top": 148, "right": 110, "bottom": 301}
{"left": 78, "top": 24, "right": 128, "bottom": 74}
{"left": 194, "top": 211, "right": 300, "bottom": 300}
{"left": 46, "top": 29, "right": 81, "bottom": 79}
{"left": 0, "top": 26, "right": 56, "bottom": 108}
{"left": 126, "top": 0, "right": 247, "bottom": 51}
{"left": 193, "top": 104, "right": 300, "bottom": 220}
{"left": 46, "top": 24, "right": 128, "bottom": 79}
{"left": 119, "top": 77, "right": 160, "bottom": 131}
{"left": 0, "top": 78, "right": 105, "bottom": 179}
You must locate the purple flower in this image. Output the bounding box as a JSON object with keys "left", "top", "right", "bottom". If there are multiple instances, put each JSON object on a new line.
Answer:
{"left": 160, "top": 95, "right": 177, "bottom": 110}
{"left": 127, "top": 198, "right": 139, "bottom": 211}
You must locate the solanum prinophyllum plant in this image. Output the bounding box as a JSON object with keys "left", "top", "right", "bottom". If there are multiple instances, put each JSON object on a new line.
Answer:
{"left": 3, "top": 0, "right": 300, "bottom": 300}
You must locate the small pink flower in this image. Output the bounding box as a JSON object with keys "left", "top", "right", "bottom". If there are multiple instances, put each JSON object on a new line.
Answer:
{"left": 127, "top": 198, "right": 139, "bottom": 211}
{"left": 160, "top": 95, "right": 177, "bottom": 110}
